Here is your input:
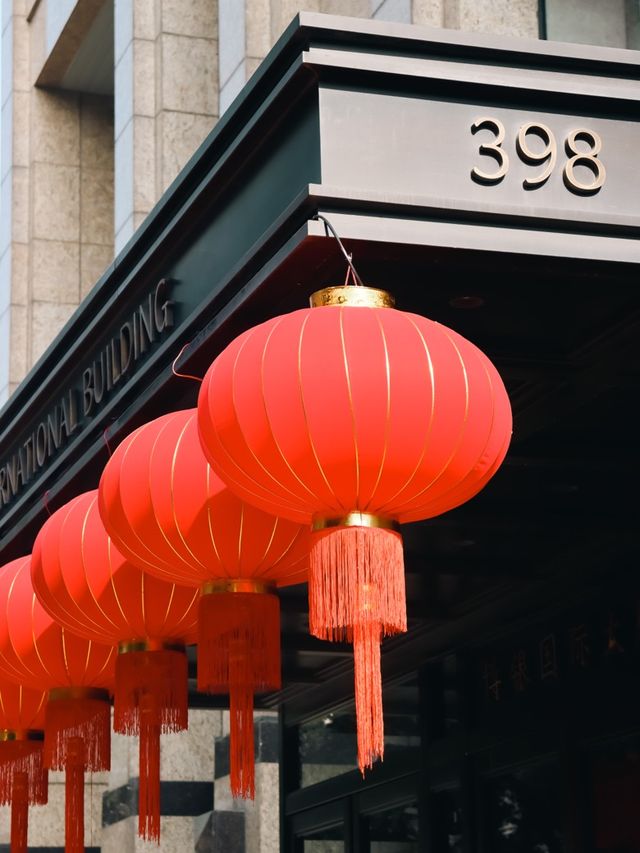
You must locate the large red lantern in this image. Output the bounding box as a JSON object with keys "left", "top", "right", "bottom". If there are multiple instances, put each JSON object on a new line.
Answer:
{"left": 99, "top": 408, "right": 309, "bottom": 798}
{"left": 98, "top": 409, "right": 309, "bottom": 799}
{"left": 0, "top": 556, "right": 115, "bottom": 853}
{"left": 197, "top": 284, "right": 512, "bottom": 772}
{"left": 31, "top": 490, "right": 199, "bottom": 842}
{"left": 0, "top": 683, "right": 48, "bottom": 853}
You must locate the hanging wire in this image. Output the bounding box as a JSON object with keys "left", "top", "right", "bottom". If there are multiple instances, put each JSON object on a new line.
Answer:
{"left": 172, "top": 343, "right": 203, "bottom": 383}
{"left": 312, "top": 214, "right": 365, "bottom": 287}
{"left": 103, "top": 427, "right": 113, "bottom": 457}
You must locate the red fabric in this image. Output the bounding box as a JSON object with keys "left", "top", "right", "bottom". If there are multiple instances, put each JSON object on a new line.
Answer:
{"left": 10, "top": 771, "right": 29, "bottom": 853}
{"left": 0, "top": 557, "right": 114, "bottom": 852}
{"left": 98, "top": 409, "right": 310, "bottom": 589}
{"left": 0, "top": 557, "right": 115, "bottom": 692}
{"left": 98, "top": 408, "right": 309, "bottom": 800}
{"left": 31, "top": 491, "right": 197, "bottom": 843}
{"left": 197, "top": 303, "right": 511, "bottom": 524}
{"left": 196, "top": 299, "right": 512, "bottom": 772}
{"left": 0, "top": 683, "right": 46, "bottom": 735}
{"left": 198, "top": 591, "right": 280, "bottom": 798}
{"left": 31, "top": 490, "right": 199, "bottom": 646}
{"left": 0, "top": 683, "right": 48, "bottom": 851}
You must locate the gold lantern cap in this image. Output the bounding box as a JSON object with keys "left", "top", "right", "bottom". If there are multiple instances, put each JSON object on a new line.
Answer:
{"left": 310, "top": 285, "right": 395, "bottom": 309}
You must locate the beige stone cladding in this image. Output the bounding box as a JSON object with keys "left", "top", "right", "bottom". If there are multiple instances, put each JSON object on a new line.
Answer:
{"left": 113, "top": 0, "right": 218, "bottom": 253}
{"left": 100, "top": 708, "right": 217, "bottom": 852}
{"left": 0, "top": 0, "right": 114, "bottom": 404}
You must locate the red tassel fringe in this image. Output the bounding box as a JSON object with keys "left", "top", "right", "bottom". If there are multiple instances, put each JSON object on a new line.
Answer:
{"left": 114, "top": 649, "right": 188, "bottom": 843}
{"left": 0, "top": 740, "right": 47, "bottom": 805}
{"left": 309, "top": 526, "right": 407, "bottom": 773}
{"left": 198, "top": 592, "right": 281, "bottom": 799}
{"left": 45, "top": 696, "right": 111, "bottom": 853}
{"left": 229, "top": 685, "right": 255, "bottom": 799}
{"left": 65, "top": 737, "right": 85, "bottom": 853}
{"left": 138, "top": 693, "right": 162, "bottom": 843}
{"left": 114, "top": 649, "right": 188, "bottom": 736}
{"left": 10, "top": 771, "right": 29, "bottom": 853}
{"left": 44, "top": 696, "right": 111, "bottom": 773}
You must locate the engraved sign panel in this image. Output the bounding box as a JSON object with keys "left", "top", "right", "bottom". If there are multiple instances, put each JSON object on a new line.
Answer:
{"left": 319, "top": 88, "right": 640, "bottom": 227}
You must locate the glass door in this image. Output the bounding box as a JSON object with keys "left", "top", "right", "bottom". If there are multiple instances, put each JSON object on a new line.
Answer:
{"left": 291, "top": 800, "right": 347, "bottom": 853}
{"left": 363, "top": 800, "right": 420, "bottom": 852}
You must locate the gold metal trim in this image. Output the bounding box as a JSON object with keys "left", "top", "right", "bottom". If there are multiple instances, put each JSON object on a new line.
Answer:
{"left": 310, "top": 286, "right": 395, "bottom": 309}
{"left": 118, "top": 640, "right": 186, "bottom": 655}
{"left": 48, "top": 687, "right": 110, "bottom": 703}
{"left": 0, "top": 729, "right": 44, "bottom": 742}
{"left": 312, "top": 512, "right": 400, "bottom": 532}
{"left": 200, "top": 579, "right": 277, "bottom": 596}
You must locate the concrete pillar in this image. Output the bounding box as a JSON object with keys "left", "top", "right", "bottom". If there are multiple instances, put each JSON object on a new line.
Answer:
{"left": 114, "top": 0, "right": 218, "bottom": 254}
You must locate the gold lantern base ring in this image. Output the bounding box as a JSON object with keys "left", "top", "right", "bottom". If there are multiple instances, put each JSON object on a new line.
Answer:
{"left": 200, "top": 579, "right": 277, "bottom": 596}
{"left": 48, "top": 687, "right": 110, "bottom": 703}
{"left": 0, "top": 728, "right": 44, "bottom": 742}
{"left": 312, "top": 512, "right": 400, "bottom": 533}
{"left": 118, "top": 639, "right": 186, "bottom": 655}
{"left": 310, "top": 286, "right": 395, "bottom": 309}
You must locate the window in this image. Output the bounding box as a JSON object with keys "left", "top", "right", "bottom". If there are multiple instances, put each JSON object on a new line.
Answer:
{"left": 482, "top": 760, "right": 567, "bottom": 853}
{"left": 296, "top": 676, "right": 421, "bottom": 789}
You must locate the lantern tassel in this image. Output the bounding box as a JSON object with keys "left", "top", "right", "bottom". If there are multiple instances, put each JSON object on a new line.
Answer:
{"left": 198, "top": 591, "right": 281, "bottom": 799}
{"left": 114, "top": 649, "right": 188, "bottom": 842}
{"left": 0, "top": 740, "right": 48, "bottom": 806}
{"left": 45, "top": 695, "right": 111, "bottom": 773}
{"left": 10, "top": 771, "right": 29, "bottom": 853}
{"left": 138, "top": 693, "right": 162, "bottom": 843}
{"left": 353, "top": 621, "right": 384, "bottom": 772}
{"left": 229, "top": 683, "right": 255, "bottom": 799}
{"left": 309, "top": 525, "right": 406, "bottom": 771}
{"left": 65, "top": 737, "right": 85, "bottom": 853}
{"left": 45, "top": 694, "right": 111, "bottom": 853}
{"left": 114, "top": 648, "right": 188, "bottom": 736}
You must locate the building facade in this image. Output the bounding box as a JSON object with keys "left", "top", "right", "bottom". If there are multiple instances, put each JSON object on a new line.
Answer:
{"left": 0, "top": 2, "right": 639, "bottom": 852}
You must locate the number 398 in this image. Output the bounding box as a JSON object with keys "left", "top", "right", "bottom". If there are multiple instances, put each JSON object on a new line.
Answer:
{"left": 470, "top": 117, "right": 606, "bottom": 195}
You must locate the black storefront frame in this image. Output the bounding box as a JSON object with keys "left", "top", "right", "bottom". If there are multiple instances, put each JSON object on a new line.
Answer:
{"left": 281, "top": 593, "right": 640, "bottom": 853}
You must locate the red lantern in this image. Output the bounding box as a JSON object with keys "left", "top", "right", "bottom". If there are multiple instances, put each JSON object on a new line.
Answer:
{"left": 197, "top": 284, "right": 512, "bottom": 772}
{"left": 99, "top": 408, "right": 309, "bottom": 798}
{"left": 0, "top": 556, "right": 115, "bottom": 853}
{"left": 31, "top": 490, "right": 199, "bottom": 842}
{"left": 0, "top": 683, "right": 48, "bottom": 853}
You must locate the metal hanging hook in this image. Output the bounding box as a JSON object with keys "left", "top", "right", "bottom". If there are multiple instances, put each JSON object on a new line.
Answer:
{"left": 312, "top": 214, "right": 365, "bottom": 287}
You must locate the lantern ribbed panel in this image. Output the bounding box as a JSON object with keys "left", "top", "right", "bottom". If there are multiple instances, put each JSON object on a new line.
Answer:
{"left": 98, "top": 410, "right": 309, "bottom": 588}
{"left": 98, "top": 408, "right": 310, "bottom": 800}
{"left": 31, "top": 491, "right": 199, "bottom": 647}
{"left": 0, "top": 556, "right": 114, "bottom": 852}
{"left": 197, "top": 305, "right": 511, "bottom": 524}
{"left": 31, "top": 491, "right": 198, "bottom": 843}
{"left": 197, "top": 296, "right": 512, "bottom": 773}
{"left": 0, "top": 558, "right": 115, "bottom": 694}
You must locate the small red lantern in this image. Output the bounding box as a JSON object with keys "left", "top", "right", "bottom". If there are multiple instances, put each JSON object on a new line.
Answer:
{"left": 197, "top": 284, "right": 512, "bottom": 772}
{"left": 31, "top": 489, "right": 199, "bottom": 842}
{"left": 99, "top": 408, "right": 309, "bottom": 799}
{"left": 0, "top": 683, "right": 48, "bottom": 853}
{"left": 0, "top": 556, "right": 115, "bottom": 853}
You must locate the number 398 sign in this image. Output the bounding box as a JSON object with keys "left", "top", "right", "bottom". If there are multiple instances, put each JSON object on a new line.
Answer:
{"left": 470, "top": 117, "right": 606, "bottom": 195}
